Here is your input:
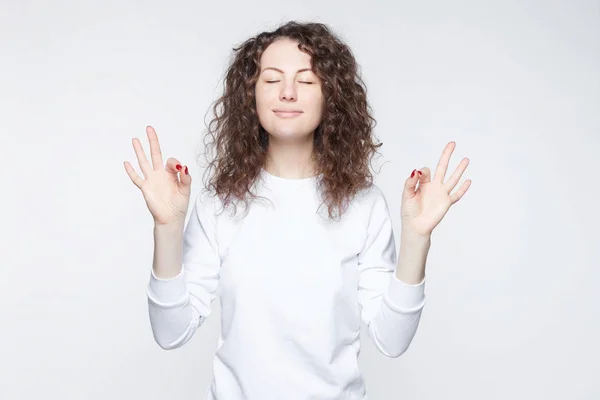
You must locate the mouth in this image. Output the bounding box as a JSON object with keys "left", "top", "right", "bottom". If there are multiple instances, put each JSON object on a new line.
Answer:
{"left": 273, "top": 110, "right": 303, "bottom": 118}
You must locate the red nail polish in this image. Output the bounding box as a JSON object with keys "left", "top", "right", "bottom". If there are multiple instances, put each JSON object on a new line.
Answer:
{"left": 418, "top": 171, "right": 422, "bottom": 175}
{"left": 184, "top": 166, "right": 188, "bottom": 175}
{"left": 411, "top": 169, "right": 416, "bottom": 178}
{"left": 176, "top": 164, "right": 182, "bottom": 170}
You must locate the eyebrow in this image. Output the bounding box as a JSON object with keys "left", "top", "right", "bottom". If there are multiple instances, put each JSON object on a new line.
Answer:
{"left": 260, "top": 67, "right": 313, "bottom": 74}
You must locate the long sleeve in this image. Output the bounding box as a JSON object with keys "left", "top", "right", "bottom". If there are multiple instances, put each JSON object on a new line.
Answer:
{"left": 357, "top": 187, "right": 426, "bottom": 358}
{"left": 146, "top": 190, "right": 221, "bottom": 350}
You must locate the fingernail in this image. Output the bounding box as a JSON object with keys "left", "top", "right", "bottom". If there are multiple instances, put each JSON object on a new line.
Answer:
{"left": 418, "top": 171, "right": 422, "bottom": 175}
{"left": 184, "top": 166, "right": 188, "bottom": 175}
{"left": 410, "top": 169, "right": 416, "bottom": 178}
{"left": 176, "top": 164, "right": 182, "bottom": 171}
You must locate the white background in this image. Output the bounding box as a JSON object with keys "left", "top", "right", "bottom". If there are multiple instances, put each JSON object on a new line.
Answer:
{"left": 1, "top": 0, "right": 598, "bottom": 399}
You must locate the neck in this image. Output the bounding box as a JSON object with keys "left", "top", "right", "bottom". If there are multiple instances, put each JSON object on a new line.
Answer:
{"left": 264, "top": 134, "right": 316, "bottom": 179}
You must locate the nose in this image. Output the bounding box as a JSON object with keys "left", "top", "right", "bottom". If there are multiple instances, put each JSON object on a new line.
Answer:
{"left": 279, "top": 81, "right": 297, "bottom": 101}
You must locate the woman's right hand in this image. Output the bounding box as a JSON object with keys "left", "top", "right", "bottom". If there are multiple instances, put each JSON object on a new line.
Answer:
{"left": 124, "top": 126, "right": 192, "bottom": 226}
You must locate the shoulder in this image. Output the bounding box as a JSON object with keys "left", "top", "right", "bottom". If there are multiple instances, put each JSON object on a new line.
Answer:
{"left": 194, "top": 187, "right": 218, "bottom": 210}
{"left": 353, "top": 182, "right": 389, "bottom": 210}
{"left": 191, "top": 187, "right": 227, "bottom": 221}
{"left": 348, "top": 182, "right": 392, "bottom": 225}
{"left": 193, "top": 186, "right": 248, "bottom": 223}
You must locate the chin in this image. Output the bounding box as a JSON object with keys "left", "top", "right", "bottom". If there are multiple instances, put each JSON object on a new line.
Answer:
{"left": 269, "top": 128, "right": 313, "bottom": 140}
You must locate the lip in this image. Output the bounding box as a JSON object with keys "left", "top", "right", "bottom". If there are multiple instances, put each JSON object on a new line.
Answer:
{"left": 273, "top": 110, "right": 303, "bottom": 118}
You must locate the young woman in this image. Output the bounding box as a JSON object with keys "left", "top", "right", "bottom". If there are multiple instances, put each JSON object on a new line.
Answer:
{"left": 124, "top": 21, "right": 471, "bottom": 400}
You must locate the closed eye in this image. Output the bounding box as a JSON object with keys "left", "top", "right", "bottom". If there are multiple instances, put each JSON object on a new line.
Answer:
{"left": 265, "top": 81, "right": 314, "bottom": 84}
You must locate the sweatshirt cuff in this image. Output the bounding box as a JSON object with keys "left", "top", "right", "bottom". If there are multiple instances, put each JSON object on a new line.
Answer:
{"left": 383, "top": 273, "right": 426, "bottom": 314}
{"left": 147, "top": 268, "right": 188, "bottom": 306}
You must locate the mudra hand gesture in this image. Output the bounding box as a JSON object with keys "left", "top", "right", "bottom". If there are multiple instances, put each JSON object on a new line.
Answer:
{"left": 401, "top": 141, "right": 471, "bottom": 238}
{"left": 123, "top": 126, "right": 193, "bottom": 226}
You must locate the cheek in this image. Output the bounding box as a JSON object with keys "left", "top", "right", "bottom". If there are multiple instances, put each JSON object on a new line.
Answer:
{"left": 254, "top": 92, "right": 270, "bottom": 118}
{"left": 255, "top": 86, "right": 277, "bottom": 109}
{"left": 308, "top": 93, "right": 325, "bottom": 117}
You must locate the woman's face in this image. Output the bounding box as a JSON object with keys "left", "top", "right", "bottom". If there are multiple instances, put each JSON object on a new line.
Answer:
{"left": 255, "top": 38, "right": 324, "bottom": 142}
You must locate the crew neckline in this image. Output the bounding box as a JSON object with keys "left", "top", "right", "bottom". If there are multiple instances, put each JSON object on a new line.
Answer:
{"left": 260, "top": 167, "right": 323, "bottom": 188}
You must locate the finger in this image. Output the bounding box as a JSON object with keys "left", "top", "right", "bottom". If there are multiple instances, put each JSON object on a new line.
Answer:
{"left": 124, "top": 161, "right": 144, "bottom": 189}
{"left": 417, "top": 167, "right": 431, "bottom": 184}
{"left": 403, "top": 168, "right": 420, "bottom": 199}
{"left": 164, "top": 157, "right": 187, "bottom": 188}
{"left": 164, "top": 158, "right": 192, "bottom": 191}
{"left": 146, "top": 126, "right": 164, "bottom": 171}
{"left": 179, "top": 164, "right": 192, "bottom": 189}
{"left": 433, "top": 141, "right": 456, "bottom": 183}
{"left": 449, "top": 179, "right": 472, "bottom": 205}
{"left": 165, "top": 157, "right": 184, "bottom": 175}
{"left": 444, "top": 158, "right": 469, "bottom": 192}
{"left": 132, "top": 137, "right": 151, "bottom": 178}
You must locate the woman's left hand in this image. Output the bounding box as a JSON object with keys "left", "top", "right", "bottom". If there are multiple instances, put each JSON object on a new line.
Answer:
{"left": 400, "top": 141, "right": 471, "bottom": 238}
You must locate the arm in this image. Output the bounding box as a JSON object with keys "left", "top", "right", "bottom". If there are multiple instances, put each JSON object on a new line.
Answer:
{"left": 152, "top": 221, "right": 185, "bottom": 279}
{"left": 357, "top": 187, "right": 427, "bottom": 358}
{"left": 395, "top": 230, "right": 430, "bottom": 285}
{"left": 145, "top": 191, "right": 221, "bottom": 350}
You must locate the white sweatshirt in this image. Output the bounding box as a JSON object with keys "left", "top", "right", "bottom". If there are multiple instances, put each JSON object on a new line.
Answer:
{"left": 146, "top": 168, "right": 427, "bottom": 400}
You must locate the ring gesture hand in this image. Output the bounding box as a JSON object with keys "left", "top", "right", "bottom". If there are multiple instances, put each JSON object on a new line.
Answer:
{"left": 124, "top": 126, "right": 192, "bottom": 225}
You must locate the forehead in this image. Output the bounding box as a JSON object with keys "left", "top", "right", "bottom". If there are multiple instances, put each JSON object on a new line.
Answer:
{"left": 260, "top": 38, "right": 313, "bottom": 70}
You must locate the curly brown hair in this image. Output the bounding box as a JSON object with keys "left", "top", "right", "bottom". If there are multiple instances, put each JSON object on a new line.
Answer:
{"left": 199, "top": 20, "right": 383, "bottom": 221}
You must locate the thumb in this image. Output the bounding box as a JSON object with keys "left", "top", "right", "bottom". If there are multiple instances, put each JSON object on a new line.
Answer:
{"left": 179, "top": 164, "right": 192, "bottom": 190}
{"left": 403, "top": 168, "right": 420, "bottom": 199}
{"left": 165, "top": 157, "right": 192, "bottom": 191}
